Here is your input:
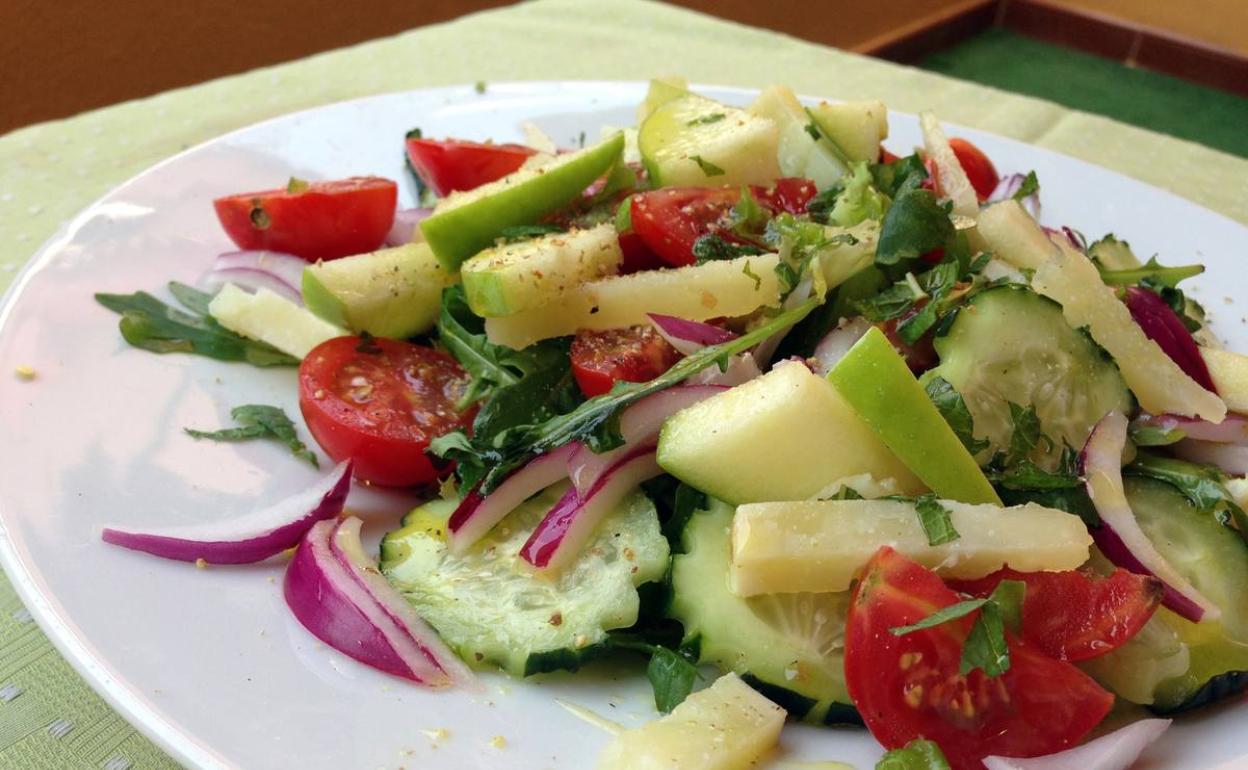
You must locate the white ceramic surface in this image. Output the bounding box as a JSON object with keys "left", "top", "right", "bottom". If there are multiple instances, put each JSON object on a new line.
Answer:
{"left": 2, "top": 82, "right": 1247, "bottom": 770}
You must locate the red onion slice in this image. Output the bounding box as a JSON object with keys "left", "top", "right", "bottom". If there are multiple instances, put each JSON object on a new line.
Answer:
{"left": 102, "top": 461, "right": 351, "bottom": 564}
{"left": 1124, "top": 286, "right": 1216, "bottom": 393}
{"left": 521, "top": 447, "right": 662, "bottom": 571}
{"left": 1083, "top": 413, "right": 1218, "bottom": 622}
{"left": 1173, "top": 439, "right": 1248, "bottom": 476}
{"left": 328, "top": 517, "right": 473, "bottom": 686}
{"left": 203, "top": 250, "right": 307, "bottom": 296}
{"left": 385, "top": 207, "right": 433, "bottom": 247}
{"left": 446, "top": 443, "right": 578, "bottom": 554}
{"left": 690, "top": 351, "right": 761, "bottom": 387}
{"left": 284, "top": 518, "right": 457, "bottom": 686}
{"left": 1137, "top": 413, "right": 1248, "bottom": 444}
{"left": 812, "top": 317, "right": 872, "bottom": 376}
{"left": 984, "top": 718, "right": 1170, "bottom": 770}
{"left": 648, "top": 313, "right": 737, "bottom": 355}
{"left": 567, "top": 385, "right": 727, "bottom": 494}
{"left": 988, "top": 173, "right": 1041, "bottom": 221}
{"left": 200, "top": 268, "right": 303, "bottom": 304}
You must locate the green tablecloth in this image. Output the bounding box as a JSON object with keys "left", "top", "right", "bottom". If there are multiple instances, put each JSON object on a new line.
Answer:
{"left": 2, "top": 1, "right": 1246, "bottom": 767}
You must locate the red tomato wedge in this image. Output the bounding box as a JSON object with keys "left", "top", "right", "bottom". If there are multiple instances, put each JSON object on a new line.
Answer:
{"left": 845, "top": 547, "right": 1113, "bottom": 770}
{"left": 948, "top": 138, "right": 1000, "bottom": 202}
{"left": 948, "top": 567, "right": 1163, "bottom": 662}
{"left": 630, "top": 178, "right": 816, "bottom": 267}
{"left": 214, "top": 177, "right": 397, "bottom": 262}
{"left": 570, "top": 326, "right": 682, "bottom": 397}
{"left": 298, "top": 337, "right": 474, "bottom": 487}
{"left": 405, "top": 137, "right": 536, "bottom": 197}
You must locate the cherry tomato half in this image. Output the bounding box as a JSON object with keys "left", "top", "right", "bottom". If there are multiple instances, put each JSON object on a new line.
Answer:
{"left": 948, "top": 138, "right": 1000, "bottom": 202}
{"left": 570, "top": 326, "right": 682, "bottom": 397}
{"left": 845, "top": 547, "right": 1113, "bottom": 770}
{"left": 948, "top": 567, "right": 1163, "bottom": 662}
{"left": 214, "top": 177, "right": 397, "bottom": 262}
{"left": 298, "top": 337, "right": 474, "bottom": 487}
{"left": 405, "top": 138, "right": 536, "bottom": 197}
{"left": 630, "top": 178, "right": 816, "bottom": 267}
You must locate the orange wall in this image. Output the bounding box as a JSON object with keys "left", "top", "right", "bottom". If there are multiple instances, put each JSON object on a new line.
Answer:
{"left": 1039, "top": 0, "right": 1248, "bottom": 55}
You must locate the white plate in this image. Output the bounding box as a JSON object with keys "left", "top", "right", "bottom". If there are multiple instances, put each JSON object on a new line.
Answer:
{"left": 2, "top": 82, "right": 1247, "bottom": 770}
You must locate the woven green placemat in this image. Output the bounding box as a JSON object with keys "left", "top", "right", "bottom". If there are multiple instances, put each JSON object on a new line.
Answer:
{"left": 2, "top": 1, "right": 1246, "bottom": 767}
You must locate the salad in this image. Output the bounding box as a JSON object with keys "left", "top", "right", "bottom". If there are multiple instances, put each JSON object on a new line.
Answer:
{"left": 93, "top": 78, "right": 1248, "bottom": 770}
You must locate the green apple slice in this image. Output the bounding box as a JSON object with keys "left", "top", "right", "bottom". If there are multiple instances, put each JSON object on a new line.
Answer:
{"left": 302, "top": 242, "right": 450, "bottom": 338}
{"left": 827, "top": 326, "right": 1001, "bottom": 505}
{"left": 639, "top": 92, "right": 780, "bottom": 188}
{"left": 460, "top": 223, "right": 622, "bottom": 317}
{"left": 419, "top": 132, "right": 625, "bottom": 270}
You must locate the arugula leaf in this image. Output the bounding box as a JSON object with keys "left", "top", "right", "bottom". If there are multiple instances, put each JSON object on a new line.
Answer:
{"left": 1012, "top": 171, "right": 1040, "bottom": 201}
{"left": 687, "top": 112, "right": 726, "bottom": 127}
{"left": 664, "top": 483, "right": 708, "bottom": 548}
{"left": 472, "top": 341, "right": 581, "bottom": 443}
{"left": 185, "top": 404, "right": 318, "bottom": 467}
{"left": 646, "top": 646, "right": 699, "bottom": 712}
{"left": 436, "top": 286, "right": 534, "bottom": 406}
{"left": 95, "top": 284, "right": 298, "bottom": 367}
{"left": 498, "top": 224, "right": 564, "bottom": 243}
{"left": 924, "top": 376, "right": 990, "bottom": 455}
{"left": 960, "top": 601, "right": 1010, "bottom": 676}
{"left": 891, "top": 599, "right": 987, "bottom": 636}
{"left": 914, "top": 494, "right": 960, "bottom": 546}
{"left": 1127, "top": 452, "right": 1248, "bottom": 537}
{"left": 691, "top": 235, "right": 765, "bottom": 263}
{"left": 1099, "top": 257, "right": 1204, "bottom": 289}
{"left": 690, "top": 155, "right": 725, "bottom": 177}
{"left": 875, "top": 189, "right": 954, "bottom": 266}
{"left": 438, "top": 298, "right": 820, "bottom": 493}
{"left": 876, "top": 739, "right": 951, "bottom": 770}
{"left": 871, "top": 153, "right": 929, "bottom": 198}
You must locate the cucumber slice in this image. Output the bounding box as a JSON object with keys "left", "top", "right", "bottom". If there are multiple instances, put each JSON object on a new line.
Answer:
{"left": 669, "top": 499, "right": 855, "bottom": 724}
{"left": 639, "top": 93, "right": 780, "bottom": 188}
{"left": 657, "top": 361, "right": 923, "bottom": 505}
{"left": 748, "top": 86, "right": 848, "bottom": 190}
{"left": 1088, "top": 234, "right": 1141, "bottom": 270}
{"left": 301, "top": 242, "right": 449, "bottom": 338}
{"left": 208, "top": 284, "right": 345, "bottom": 359}
{"left": 378, "top": 486, "right": 669, "bottom": 677}
{"left": 460, "top": 224, "right": 622, "bottom": 317}
{"left": 926, "top": 285, "right": 1134, "bottom": 466}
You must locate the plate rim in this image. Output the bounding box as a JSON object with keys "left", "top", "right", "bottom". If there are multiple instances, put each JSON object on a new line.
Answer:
{"left": 2, "top": 79, "right": 1247, "bottom": 770}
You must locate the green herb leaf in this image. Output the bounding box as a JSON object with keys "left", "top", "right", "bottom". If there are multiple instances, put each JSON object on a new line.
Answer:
{"left": 1012, "top": 171, "right": 1039, "bottom": 201}
{"left": 730, "top": 187, "right": 770, "bottom": 235}
{"left": 498, "top": 224, "right": 564, "bottom": 243}
{"left": 690, "top": 155, "right": 725, "bottom": 178}
{"left": 875, "top": 738, "right": 952, "bottom": 770}
{"left": 989, "top": 460, "right": 1082, "bottom": 491}
{"left": 1099, "top": 257, "right": 1204, "bottom": 289}
{"left": 647, "top": 646, "right": 699, "bottom": 712}
{"left": 915, "top": 494, "right": 960, "bottom": 545}
{"left": 1004, "top": 402, "right": 1045, "bottom": 465}
{"left": 664, "top": 483, "right": 708, "bottom": 547}
{"left": 1128, "top": 452, "right": 1248, "bottom": 535}
{"left": 691, "top": 234, "right": 765, "bottom": 264}
{"left": 286, "top": 177, "right": 310, "bottom": 194}
{"left": 474, "top": 80, "right": 487, "bottom": 94}
{"left": 960, "top": 600, "right": 1010, "bottom": 677}
{"left": 443, "top": 298, "right": 821, "bottom": 493}
{"left": 876, "top": 189, "right": 954, "bottom": 266}
{"left": 185, "top": 404, "right": 318, "bottom": 467}
{"left": 95, "top": 284, "right": 297, "bottom": 367}
{"left": 871, "top": 153, "right": 929, "bottom": 198}
{"left": 891, "top": 599, "right": 987, "bottom": 636}
{"left": 990, "top": 579, "right": 1026, "bottom": 634}
{"left": 742, "top": 260, "right": 762, "bottom": 290}
{"left": 924, "top": 376, "right": 990, "bottom": 455}
{"left": 687, "top": 112, "right": 726, "bottom": 127}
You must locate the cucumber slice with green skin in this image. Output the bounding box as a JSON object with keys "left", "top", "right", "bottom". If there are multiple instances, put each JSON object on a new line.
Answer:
{"left": 925, "top": 285, "right": 1134, "bottom": 466}
{"left": 1080, "top": 478, "right": 1248, "bottom": 712}
{"left": 378, "top": 486, "right": 669, "bottom": 677}
{"left": 419, "top": 133, "right": 625, "bottom": 270}
{"left": 828, "top": 326, "right": 1001, "bottom": 505}
{"left": 1088, "top": 234, "right": 1142, "bottom": 270}
{"left": 301, "top": 242, "right": 449, "bottom": 338}
{"left": 639, "top": 93, "right": 780, "bottom": 188}
{"left": 460, "top": 223, "right": 622, "bottom": 317}
{"left": 748, "top": 86, "right": 848, "bottom": 190}
{"left": 657, "top": 361, "right": 923, "bottom": 505}
{"left": 668, "top": 499, "right": 855, "bottom": 724}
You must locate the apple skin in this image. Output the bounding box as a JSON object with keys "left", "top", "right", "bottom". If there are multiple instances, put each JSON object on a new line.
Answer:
{"left": 419, "top": 133, "right": 625, "bottom": 271}
{"left": 301, "top": 242, "right": 448, "bottom": 339}
{"left": 826, "top": 326, "right": 1002, "bottom": 505}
